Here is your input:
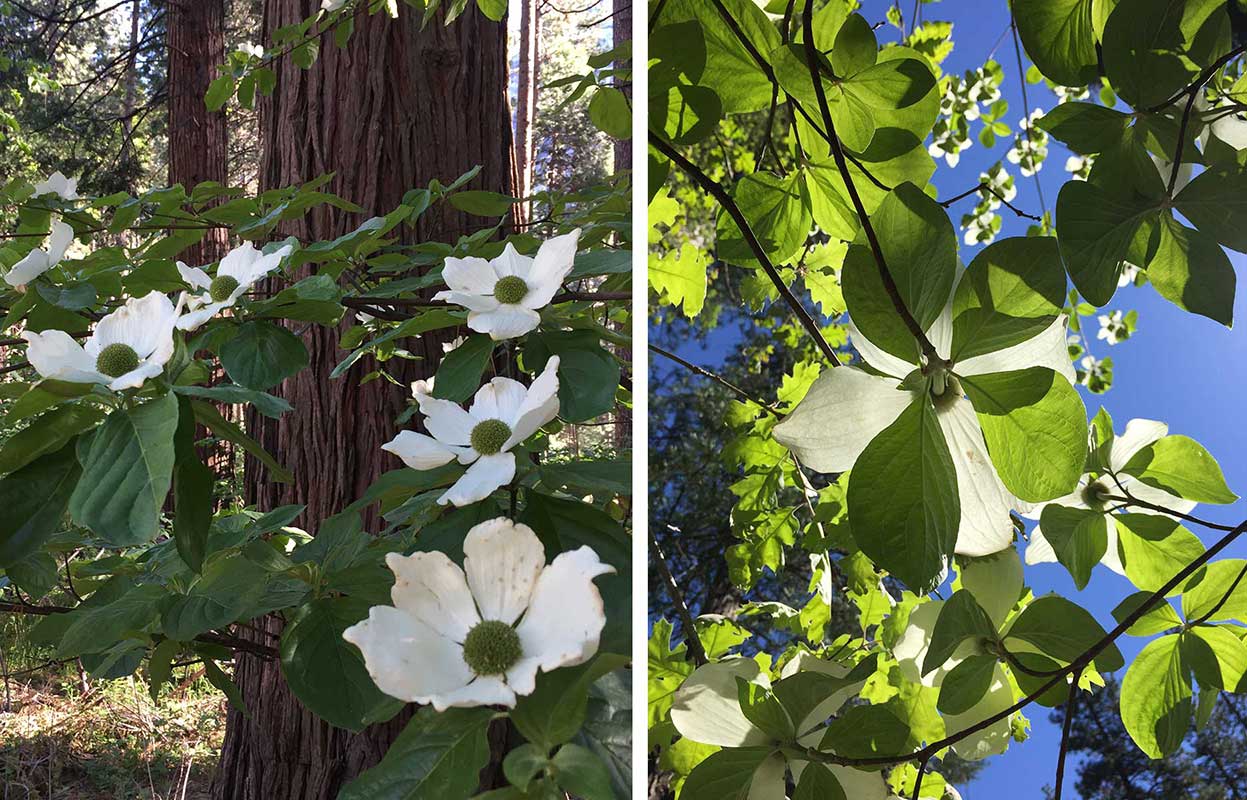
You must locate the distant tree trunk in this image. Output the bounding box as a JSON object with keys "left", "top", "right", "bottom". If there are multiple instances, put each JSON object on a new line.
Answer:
{"left": 211, "top": 3, "right": 516, "bottom": 798}
{"left": 120, "top": 0, "right": 141, "bottom": 190}
{"left": 168, "top": 0, "right": 233, "bottom": 492}
{"left": 612, "top": 0, "right": 631, "bottom": 174}
{"left": 167, "top": 0, "right": 230, "bottom": 264}
{"left": 515, "top": 0, "right": 540, "bottom": 223}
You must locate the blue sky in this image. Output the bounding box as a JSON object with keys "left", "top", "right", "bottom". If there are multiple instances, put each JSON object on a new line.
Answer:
{"left": 651, "top": 2, "right": 1247, "bottom": 796}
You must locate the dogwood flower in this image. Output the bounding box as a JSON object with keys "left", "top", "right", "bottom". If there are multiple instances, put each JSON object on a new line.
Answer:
{"left": 433, "top": 230, "right": 580, "bottom": 340}
{"left": 32, "top": 172, "right": 79, "bottom": 201}
{"left": 382, "top": 356, "right": 560, "bottom": 506}
{"left": 5, "top": 218, "right": 73, "bottom": 287}
{"left": 22, "top": 291, "right": 178, "bottom": 391}
{"left": 670, "top": 652, "right": 888, "bottom": 798}
{"left": 175, "top": 242, "right": 293, "bottom": 330}
{"left": 893, "top": 548, "right": 1024, "bottom": 761}
{"left": 1024, "top": 418, "right": 1196, "bottom": 574}
{"left": 321, "top": 0, "right": 348, "bottom": 11}
{"left": 343, "top": 517, "right": 614, "bottom": 710}
{"left": 774, "top": 276, "right": 1074, "bottom": 557}
{"left": 1096, "top": 310, "right": 1131, "bottom": 345}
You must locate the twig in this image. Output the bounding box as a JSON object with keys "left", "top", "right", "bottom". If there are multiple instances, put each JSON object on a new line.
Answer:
{"left": 649, "top": 133, "right": 841, "bottom": 365}
{"left": 940, "top": 182, "right": 1042, "bottom": 221}
{"left": 650, "top": 531, "right": 708, "bottom": 666}
{"left": 649, "top": 343, "right": 782, "bottom": 416}
{"left": 1053, "top": 668, "right": 1083, "bottom": 800}
{"left": 1010, "top": 19, "right": 1048, "bottom": 217}
{"left": 911, "top": 754, "right": 931, "bottom": 799}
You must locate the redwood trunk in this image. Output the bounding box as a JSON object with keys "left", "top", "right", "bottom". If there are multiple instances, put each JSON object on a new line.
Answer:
{"left": 211, "top": 4, "right": 515, "bottom": 798}
{"left": 167, "top": 0, "right": 230, "bottom": 263}
{"left": 515, "top": 0, "right": 540, "bottom": 221}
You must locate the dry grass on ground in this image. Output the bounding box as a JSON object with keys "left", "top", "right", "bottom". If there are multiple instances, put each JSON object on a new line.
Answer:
{"left": 1, "top": 666, "right": 224, "bottom": 800}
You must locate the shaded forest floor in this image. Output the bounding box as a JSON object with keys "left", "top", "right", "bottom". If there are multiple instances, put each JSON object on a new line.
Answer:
{"left": 0, "top": 666, "right": 222, "bottom": 799}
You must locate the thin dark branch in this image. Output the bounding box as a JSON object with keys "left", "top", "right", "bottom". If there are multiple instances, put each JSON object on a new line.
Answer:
{"left": 649, "top": 133, "right": 841, "bottom": 365}
{"left": 1053, "top": 669, "right": 1083, "bottom": 800}
{"left": 650, "top": 531, "right": 708, "bottom": 666}
{"left": 1010, "top": 19, "right": 1048, "bottom": 217}
{"left": 649, "top": 343, "right": 782, "bottom": 416}
{"left": 940, "top": 182, "right": 1042, "bottom": 221}
{"left": 911, "top": 754, "right": 931, "bottom": 799}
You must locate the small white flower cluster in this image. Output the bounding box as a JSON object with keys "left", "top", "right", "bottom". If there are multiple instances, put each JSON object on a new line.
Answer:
{"left": 1118, "top": 262, "right": 1141, "bottom": 288}
{"left": 1006, "top": 108, "right": 1049, "bottom": 177}
{"left": 1076, "top": 353, "right": 1112, "bottom": 393}
{"left": 1052, "top": 84, "right": 1091, "bottom": 104}
{"left": 1064, "top": 154, "right": 1093, "bottom": 181}
{"left": 928, "top": 63, "right": 1004, "bottom": 168}
{"left": 960, "top": 162, "right": 1015, "bottom": 245}
{"left": 1097, "top": 309, "right": 1135, "bottom": 345}
{"left": 5, "top": 172, "right": 80, "bottom": 288}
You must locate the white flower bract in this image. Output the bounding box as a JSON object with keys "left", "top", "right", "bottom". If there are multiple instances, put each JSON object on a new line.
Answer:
{"left": 5, "top": 218, "right": 73, "bottom": 287}
{"left": 773, "top": 276, "right": 1074, "bottom": 557}
{"left": 175, "top": 241, "right": 293, "bottom": 331}
{"left": 1024, "top": 419, "right": 1196, "bottom": 575}
{"left": 342, "top": 517, "right": 614, "bottom": 710}
{"left": 22, "top": 291, "right": 179, "bottom": 391}
{"left": 433, "top": 230, "right": 580, "bottom": 340}
{"left": 32, "top": 171, "right": 79, "bottom": 201}
{"left": 382, "top": 356, "right": 561, "bottom": 506}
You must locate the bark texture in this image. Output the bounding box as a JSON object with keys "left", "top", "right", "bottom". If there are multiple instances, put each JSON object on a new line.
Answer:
{"left": 211, "top": 4, "right": 516, "bottom": 798}
{"left": 167, "top": 0, "right": 230, "bottom": 264}
{"left": 515, "top": 0, "right": 540, "bottom": 221}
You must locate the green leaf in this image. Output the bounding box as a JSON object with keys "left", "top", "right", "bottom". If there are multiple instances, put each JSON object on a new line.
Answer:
{"left": 1004, "top": 594, "right": 1124, "bottom": 672}
{"left": 1115, "top": 514, "right": 1206, "bottom": 594}
{"left": 511, "top": 652, "right": 629, "bottom": 748}
{"left": 172, "top": 396, "right": 213, "bottom": 573}
{"left": 5, "top": 551, "right": 59, "bottom": 599}
{"left": 1120, "top": 434, "right": 1238, "bottom": 505}
{"left": 69, "top": 393, "right": 179, "bottom": 547}
{"left": 1112, "top": 591, "right": 1183, "bottom": 636}
{"left": 447, "top": 190, "right": 517, "bottom": 217}
{"left": 431, "top": 334, "right": 494, "bottom": 403}
{"left": 804, "top": 143, "right": 936, "bottom": 242}
{"left": 475, "top": 0, "right": 507, "bottom": 21}
{"left": 551, "top": 742, "right": 618, "bottom": 800}
{"left": 1147, "top": 213, "right": 1235, "bottom": 326}
{"left": 1101, "top": 0, "right": 1229, "bottom": 109}
{"left": 589, "top": 87, "right": 632, "bottom": 139}
{"left": 832, "top": 13, "right": 877, "bottom": 77}
{"left": 1055, "top": 178, "right": 1158, "bottom": 305}
{"left": 205, "top": 75, "right": 234, "bottom": 111}
{"left": 841, "top": 182, "right": 957, "bottom": 363}
{"left": 950, "top": 236, "right": 1067, "bottom": 361}
{"left": 281, "top": 597, "right": 405, "bottom": 732}
{"left": 522, "top": 330, "right": 620, "bottom": 422}
{"left": 791, "top": 762, "right": 847, "bottom": 800}
{"left": 1182, "top": 626, "right": 1247, "bottom": 692}
{"left": 655, "top": 0, "right": 781, "bottom": 114}
{"left": 503, "top": 743, "right": 548, "bottom": 791}
{"left": 56, "top": 582, "right": 166, "bottom": 658}
{"left": 0, "top": 404, "right": 102, "bottom": 476}
{"left": 172, "top": 384, "right": 293, "bottom": 419}
{"left": 202, "top": 658, "right": 251, "bottom": 718}
{"left": 961, "top": 367, "right": 1086, "bottom": 503}
{"left": 937, "top": 653, "right": 998, "bottom": 715}
{"left": 191, "top": 399, "right": 292, "bottom": 483}
{"left": 648, "top": 244, "right": 709, "bottom": 318}
{"left": 847, "top": 397, "right": 958, "bottom": 593}
{"left": 0, "top": 441, "right": 80, "bottom": 567}
{"left": 1174, "top": 166, "right": 1247, "bottom": 253}
{"left": 338, "top": 707, "right": 495, "bottom": 800}
{"left": 923, "top": 590, "right": 998, "bottom": 676}
{"left": 1035, "top": 102, "right": 1133, "bottom": 154}
{"left": 653, "top": 84, "right": 722, "bottom": 145}
{"left": 1120, "top": 633, "right": 1191, "bottom": 758}
{"left": 680, "top": 747, "right": 776, "bottom": 800}
{"left": 715, "top": 171, "right": 811, "bottom": 269}
{"left": 219, "top": 321, "right": 309, "bottom": 391}
{"left": 1012, "top": 0, "right": 1099, "bottom": 86}
{"left": 648, "top": 619, "right": 692, "bottom": 731}
{"left": 1037, "top": 505, "right": 1108, "bottom": 590}
{"left": 1183, "top": 560, "right": 1247, "bottom": 623}
{"left": 161, "top": 554, "right": 273, "bottom": 641}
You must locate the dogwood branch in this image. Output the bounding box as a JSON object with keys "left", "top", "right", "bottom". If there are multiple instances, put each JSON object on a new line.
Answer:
{"left": 650, "top": 531, "right": 709, "bottom": 666}
{"left": 1053, "top": 668, "right": 1083, "bottom": 800}
{"left": 940, "top": 182, "right": 1042, "bottom": 221}
{"left": 649, "top": 133, "right": 841, "bottom": 365}
{"left": 800, "top": 0, "right": 942, "bottom": 366}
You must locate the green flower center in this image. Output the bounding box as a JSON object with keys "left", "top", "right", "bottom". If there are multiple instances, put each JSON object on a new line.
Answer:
{"left": 930, "top": 373, "right": 963, "bottom": 411}
{"left": 209, "top": 274, "right": 240, "bottom": 303}
{"left": 95, "top": 343, "right": 140, "bottom": 378}
{"left": 493, "top": 275, "right": 529, "bottom": 305}
{"left": 461, "top": 620, "right": 522, "bottom": 676}
{"left": 470, "top": 419, "right": 512, "bottom": 455}
{"left": 1081, "top": 480, "right": 1111, "bottom": 511}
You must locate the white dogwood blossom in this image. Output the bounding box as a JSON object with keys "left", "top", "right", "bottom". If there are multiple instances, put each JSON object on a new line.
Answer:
{"left": 22, "top": 292, "right": 179, "bottom": 391}
{"left": 774, "top": 279, "right": 1074, "bottom": 557}
{"left": 434, "top": 230, "right": 580, "bottom": 340}
{"left": 176, "top": 241, "right": 293, "bottom": 330}
{"left": 893, "top": 549, "right": 1024, "bottom": 761}
{"left": 32, "top": 171, "right": 79, "bottom": 201}
{"left": 383, "top": 356, "right": 561, "bottom": 506}
{"left": 670, "top": 652, "right": 888, "bottom": 799}
{"left": 1024, "top": 419, "right": 1196, "bottom": 574}
{"left": 342, "top": 517, "right": 614, "bottom": 710}
{"left": 5, "top": 218, "right": 73, "bottom": 287}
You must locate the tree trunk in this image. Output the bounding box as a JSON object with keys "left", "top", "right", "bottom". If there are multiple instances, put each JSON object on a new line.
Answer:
{"left": 167, "top": 0, "right": 230, "bottom": 264}
{"left": 211, "top": 3, "right": 516, "bottom": 798}
{"left": 515, "top": 0, "right": 540, "bottom": 223}
{"left": 611, "top": 1, "right": 632, "bottom": 450}
{"left": 120, "top": 0, "right": 142, "bottom": 190}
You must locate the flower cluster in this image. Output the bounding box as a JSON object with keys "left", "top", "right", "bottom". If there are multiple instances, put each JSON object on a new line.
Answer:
{"left": 1006, "top": 108, "right": 1049, "bottom": 177}
{"left": 960, "top": 162, "right": 1015, "bottom": 245}
{"left": 1096, "top": 310, "right": 1136, "bottom": 345}
{"left": 176, "top": 241, "right": 293, "bottom": 331}
{"left": 928, "top": 62, "right": 1005, "bottom": 167}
